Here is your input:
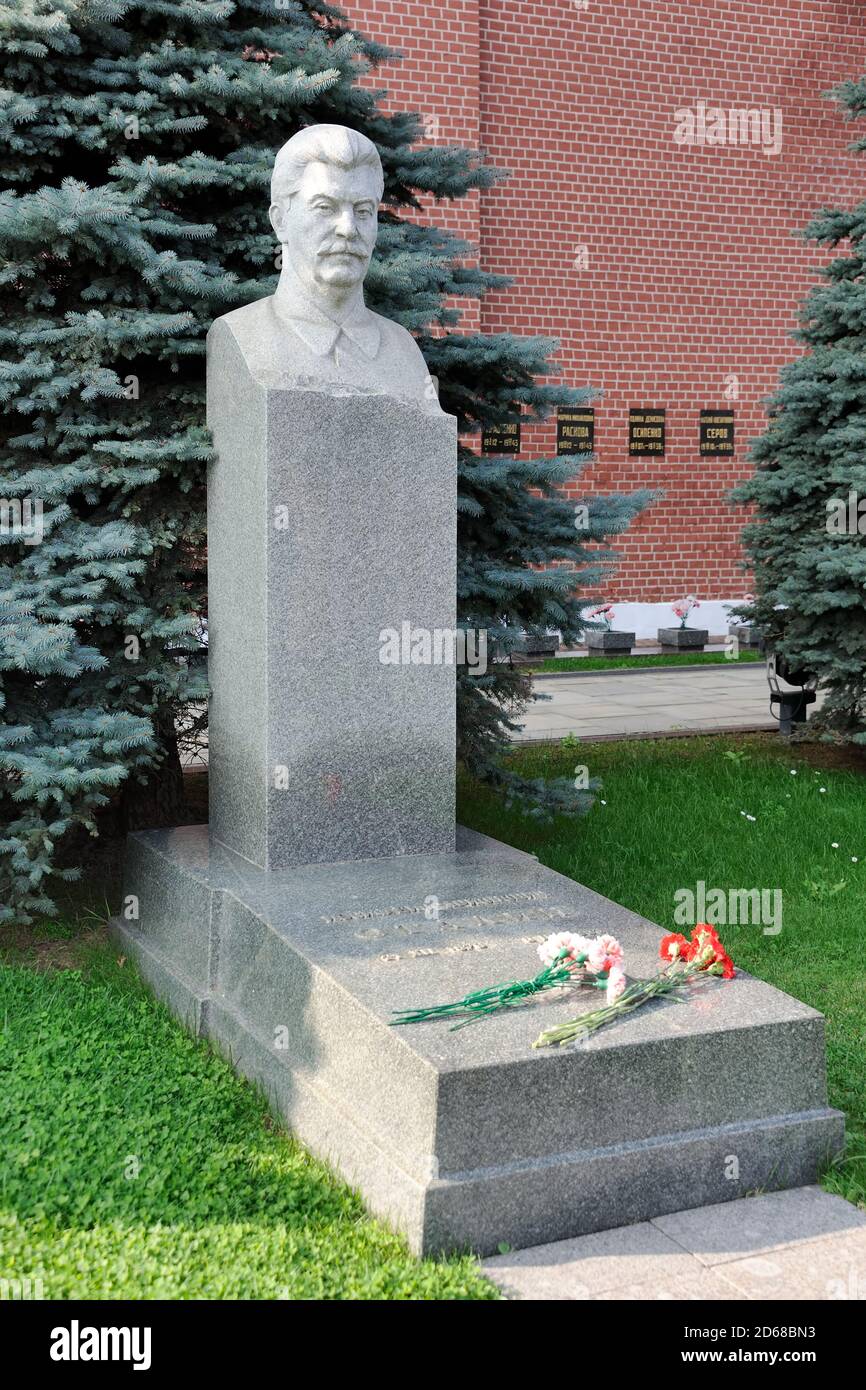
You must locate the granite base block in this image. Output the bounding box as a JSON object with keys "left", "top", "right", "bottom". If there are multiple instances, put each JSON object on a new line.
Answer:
{"left": 729, "top": 624, "right": 765, "bottom": 651}
{"left": 657, "top": 627, "right": 709, "bottom": 653}
{"left": 112, "top": 825, "right": 844, "bottom": 1256}
{"left": 206, "top": 342, "right": 458, "bottom": 872}
{"left": 585, "top": 631, "right": 635, "bottom": 654}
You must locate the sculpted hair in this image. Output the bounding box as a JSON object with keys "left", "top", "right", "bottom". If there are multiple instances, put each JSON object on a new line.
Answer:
{"left": 271, "top": 125, "right": 385, "bottom": 205}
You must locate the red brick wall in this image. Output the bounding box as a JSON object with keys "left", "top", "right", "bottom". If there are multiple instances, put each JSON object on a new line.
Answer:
{"left": 344, "top": 0, "right": 866, "bottom": 601}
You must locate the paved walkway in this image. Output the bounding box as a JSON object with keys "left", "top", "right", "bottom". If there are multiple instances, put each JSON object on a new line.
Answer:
{"left": 516, "top": 664, "right": 782, "bottom": 742}
{"left": 484, "top": 1187, "right": 866, "bottom": 1300}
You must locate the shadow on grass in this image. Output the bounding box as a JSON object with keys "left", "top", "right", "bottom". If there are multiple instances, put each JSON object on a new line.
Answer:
{"left": 0, "top": 948, "right": 497, "bottom": 1300}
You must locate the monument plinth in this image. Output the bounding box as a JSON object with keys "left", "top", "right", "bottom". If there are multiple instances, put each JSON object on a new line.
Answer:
{"left": 113, "top": 124, "right": 843, "bottom": 1257}
{"left": 115, "top": 825, "right": 843, "bottom": 1256}
{"left": 206, "top": 319, "right": 456, "bottom": 870}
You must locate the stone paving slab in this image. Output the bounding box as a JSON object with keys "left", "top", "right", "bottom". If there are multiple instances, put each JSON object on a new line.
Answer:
{"left": 483, "top": 1187, "right": 865, "bottom": 1300}
{"left": 594, "top": 1268, "right": 748, "bottom": 1301}
{"left": 715, "top": 1228, "right": 866, "bottom": 1301}
{"left": 653, "top": 1186, "right": 866, "bottom": 1265}
{"left": 516, "top": 665, "right": 792, "bottom": 741}
{"left": 484, "top": 1221, "right": 706, "bottom": 1300}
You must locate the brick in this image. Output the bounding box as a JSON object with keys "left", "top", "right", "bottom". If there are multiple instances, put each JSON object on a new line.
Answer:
{"left": 344, "top": 0, "right": 865, "bottom": 599}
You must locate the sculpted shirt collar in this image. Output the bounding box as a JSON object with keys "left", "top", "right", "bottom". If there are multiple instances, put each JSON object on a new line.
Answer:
{"left": 272, "top": 271, "right": 381, "bottom": 361}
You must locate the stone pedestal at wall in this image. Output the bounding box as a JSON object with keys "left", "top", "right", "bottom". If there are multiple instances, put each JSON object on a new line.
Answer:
{"left": 585, "top": 630, "right": 635, "bottom": 655}
{"left": 729, "top": 623, "right": 765, "bottom": 651}
{"left": 657, "top": 626, "right": 709, "bottom": 653}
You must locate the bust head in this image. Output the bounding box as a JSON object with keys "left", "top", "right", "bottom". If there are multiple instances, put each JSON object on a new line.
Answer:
{"left": 269, "top": 125, "right": 384, "bottom": 303}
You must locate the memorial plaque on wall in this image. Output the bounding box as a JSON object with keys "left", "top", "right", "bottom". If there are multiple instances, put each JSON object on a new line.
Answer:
{"left": 699, "top": 409, "right": 735, "bottom": 456}
{"left": 482, "top": 421, "right": 521, "bottom": 454}
{"left": 556, "top": 407, "right": 595, "bottom": 456}
{"left": 628, "top": 408, "right": 666, "bottom": 456}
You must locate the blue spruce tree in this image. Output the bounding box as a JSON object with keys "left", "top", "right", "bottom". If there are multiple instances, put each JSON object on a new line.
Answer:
{"left": 732, "top": 74, "right": 866, "bottom": 744}
{"left": 0, "top": 0, "right": 652, "bottom": 923}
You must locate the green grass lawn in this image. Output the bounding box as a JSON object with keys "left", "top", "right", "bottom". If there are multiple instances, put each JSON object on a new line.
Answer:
{"left": 2, "top": 731, "right": 863, "bottom": 1299}
{"left": 459, "top": 733, "right": 866, "bottom": 1210}
{"left": 529, "top": 648, "right": 763, "bottom": 673}
{"left": 0, "top": 946, "right": 496, "bottom": 1300}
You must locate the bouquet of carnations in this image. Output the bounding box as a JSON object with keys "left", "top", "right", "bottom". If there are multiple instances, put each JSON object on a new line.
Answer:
{"left": 671, "top": 594, "right": 701, "bottom": 628}
{"left": 587, "top": 603, "right": 616, "bottom": 631}
{"left": 391, "top": 930, "right": 625, "bottom": 1031}
{"left": 532, "top": 922, "right": 735, "bottom": 1049}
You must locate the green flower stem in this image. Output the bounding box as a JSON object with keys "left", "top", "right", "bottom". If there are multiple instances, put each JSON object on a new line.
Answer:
{"left": 532, "top": 962, "right": 710, "bottom": 1048}
{"left": 391, "top": 949, "right": 586, "bottom": 1031}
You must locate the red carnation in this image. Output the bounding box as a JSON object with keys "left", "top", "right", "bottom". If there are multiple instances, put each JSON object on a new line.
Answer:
{"left": 693, "top": 922, "right": 724, "bottom": 947}
{"left": 660, "top": 931, "right": 689, "bottom": 962}
{"left": 690, "top": 924, "right": 735, "bottom": 977}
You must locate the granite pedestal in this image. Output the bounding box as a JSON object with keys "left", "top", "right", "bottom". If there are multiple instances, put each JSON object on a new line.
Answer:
{"left": 658, "top": 626, "right": 709, "bottom": 653}
{"left": 206, "top": 321, "right": 457, "bottom": 870}
{"left": 112, "top": 825, "right": 843, "bottom": 1256}
{"left": 585, "top": 630, "right": 635, "bottom": 654}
